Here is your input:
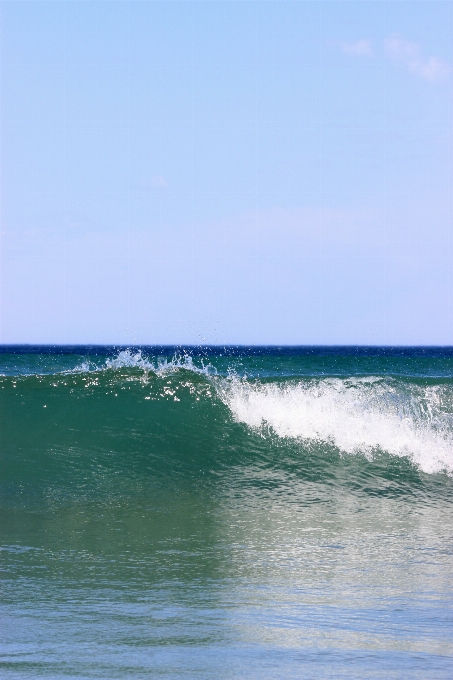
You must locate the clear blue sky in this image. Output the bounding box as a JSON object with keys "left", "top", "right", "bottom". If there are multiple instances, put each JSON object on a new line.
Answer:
{"left": 1, "top": 0, "right": 452, "bottom": 344}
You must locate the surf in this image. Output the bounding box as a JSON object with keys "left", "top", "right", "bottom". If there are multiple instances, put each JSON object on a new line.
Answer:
{"left": 1, "top": 347, "right": 452, "bottom": 491}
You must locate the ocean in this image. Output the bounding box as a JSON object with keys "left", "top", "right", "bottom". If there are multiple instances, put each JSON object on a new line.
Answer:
{"left": 1, "top": 346, "right": 452, "bottom": 678}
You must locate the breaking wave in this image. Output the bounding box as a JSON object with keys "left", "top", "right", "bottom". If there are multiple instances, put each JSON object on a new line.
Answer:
{"left": 1, "top": 348, "right": 452, "bottom": 480}
{"left": 67, "top": 350, "right": 453, "bottom": 475}
{"left": 216, "top": 376, "right": 453, "bottom": 476}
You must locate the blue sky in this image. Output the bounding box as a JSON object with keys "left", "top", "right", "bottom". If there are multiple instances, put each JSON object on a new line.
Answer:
{"left": 1, "top": 0, "right": 452, "bottom": 344}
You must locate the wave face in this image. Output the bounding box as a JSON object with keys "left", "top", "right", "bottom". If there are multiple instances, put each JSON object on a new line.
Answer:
{"left": 1, "top": 346, "right": 452, "bottom": 500}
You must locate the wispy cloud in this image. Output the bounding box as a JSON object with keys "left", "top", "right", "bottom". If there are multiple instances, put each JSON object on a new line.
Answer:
{"left": 341, "top": 39, "right": 373, "bottom": 58}
{"left": 136, "top": 175, "right": 169, "bottom": 191}
{"left": 385, "top": 35, "right": 449, "bottom": 83}
{"left": 148, "top": 175, "right": 168, "bottom": 189}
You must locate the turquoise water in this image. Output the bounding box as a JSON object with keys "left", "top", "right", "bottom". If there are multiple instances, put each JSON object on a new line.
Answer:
{"left": 1, "top": 346, "right": 452, "bottom": 678}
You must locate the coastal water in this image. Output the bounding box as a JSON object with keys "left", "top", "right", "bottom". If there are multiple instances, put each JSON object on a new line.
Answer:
{"left": 1, "top": 346, "right": 452, "bottom": 678}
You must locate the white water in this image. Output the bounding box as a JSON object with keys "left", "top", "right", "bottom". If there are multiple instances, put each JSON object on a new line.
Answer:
{"left": 217, "top": 376, "right": 453, "bottom": 475}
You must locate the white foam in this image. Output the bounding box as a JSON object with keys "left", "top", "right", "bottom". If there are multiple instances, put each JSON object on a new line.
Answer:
{"left": 216, "top": 376, "right": 453, "bottom": 475}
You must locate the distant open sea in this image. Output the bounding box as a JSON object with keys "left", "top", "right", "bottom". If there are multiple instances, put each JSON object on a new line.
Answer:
{"left": 1, "top": 346, "right": 452, "bottom": 678}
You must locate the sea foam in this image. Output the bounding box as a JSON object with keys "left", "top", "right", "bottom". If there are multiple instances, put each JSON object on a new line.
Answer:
{"left": 216, "top": 376, "right": 453, "bottom": 475}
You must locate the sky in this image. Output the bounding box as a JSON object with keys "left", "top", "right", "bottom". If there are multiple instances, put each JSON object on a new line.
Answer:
{"left": 1, "top": 0, "right": 452, "bottom": 345}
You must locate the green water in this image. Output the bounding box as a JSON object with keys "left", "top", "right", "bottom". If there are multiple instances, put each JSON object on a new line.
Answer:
{"left": 1, "top": 347, "right": 452, "bottom": 678}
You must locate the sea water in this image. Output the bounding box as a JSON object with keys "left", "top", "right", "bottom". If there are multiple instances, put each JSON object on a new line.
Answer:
{"left": 1, "top": 346, "right": 452, "bottom": 678}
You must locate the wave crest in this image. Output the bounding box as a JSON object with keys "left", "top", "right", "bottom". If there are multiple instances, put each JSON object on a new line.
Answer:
{"left": 72, "top": 349, "right": 216, "bottom": 378}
